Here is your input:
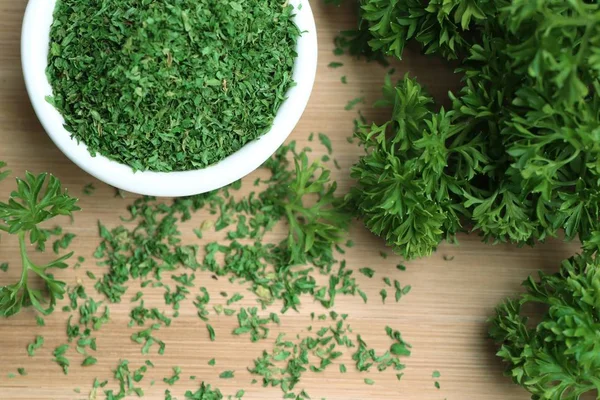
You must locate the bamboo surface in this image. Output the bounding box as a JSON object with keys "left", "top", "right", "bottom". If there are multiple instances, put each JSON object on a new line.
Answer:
{"left": 0, "top": 1, "right": 581, "bottom": 399}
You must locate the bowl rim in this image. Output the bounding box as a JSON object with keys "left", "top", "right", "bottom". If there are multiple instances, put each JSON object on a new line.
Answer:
{"left": 21, "top": 0, "right": 317, "bottom": 197}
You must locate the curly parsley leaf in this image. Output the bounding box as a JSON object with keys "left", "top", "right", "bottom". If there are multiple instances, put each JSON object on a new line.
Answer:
{"left": 489, "top": 253, "right": 600, "bottom": 399}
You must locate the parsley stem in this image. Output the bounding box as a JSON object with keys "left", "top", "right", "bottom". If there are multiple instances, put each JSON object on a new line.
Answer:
{"left": 17, "top": 231, "right": 30, "bottom": 288}
{"left": 16, "top": 233, "right": 49, "bottom": 285}
{"left": 576, "top": 24, "right": 593, "bottom": 65}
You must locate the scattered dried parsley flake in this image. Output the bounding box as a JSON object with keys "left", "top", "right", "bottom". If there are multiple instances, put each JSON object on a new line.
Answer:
{"left": 47, "top": 0, "right": 300, "bottom": 172}
{"left": 352, "top": 326, "right": 410, "bottom": 379}
{"left": 198, "top": 143, "right": 353, "bottom": 313}
{"left": 163, "top": 366, "right": 181, "bottom": 386}
{"left": 27, "top": 335, "right": 45, "bottom": 356}
{"left": 41, "top": 143, "right": 414, "bottom": 399}
{"left": 185, "top": 383, "right": 225, "bottom": 399}
{"left": 207, "top": 324, "right": 216, "bottom": 341}
{"left": 345, "top": 97, "right": 365, "bottom": 111}
{"left": 99, "top": 360, "right": 146, "bottom": 397}
{"left": 358, "top": 267, "right": 375, "bottom": 278}
{"left": 318, "top": 133, "right": 333, "bottom": 155}
{"left": 380, "top": 289, "right": 387, "bottom": 303}
{"left": 82, "top": 183, "right": 95, "bottom": 195}
{"left": 226, "top": 293, "right": 244, "bottom": 305}
{"left": 219, "top": 370, "right": 235, "bottom": 379}
{"left": 394, "top": 280, "right": 411, "bottom": 302}
{"left": 52, "top": 344, "right": 70, "bottom": 375}
{"left": 249, "top": 322, "right": 355, "bottom": 398}
{"left": 433, "top": 370, "right": 442, "bottom": 388}
{"left": 82, "top": 356, "right": 97, "bottom": 367}
{"left": 233, "top": 307, "right": 278, "bottom": 342}
{"left": 52, "top": 232, "right": 76, "bottom": 254}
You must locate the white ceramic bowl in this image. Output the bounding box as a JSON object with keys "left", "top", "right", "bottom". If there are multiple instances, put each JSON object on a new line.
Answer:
{"left": 21, "top": 0, "right": 317, "bottom": 197}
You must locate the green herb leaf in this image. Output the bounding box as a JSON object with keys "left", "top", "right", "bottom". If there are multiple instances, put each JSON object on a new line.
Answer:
{"left": 27, "top": 335, "right": 44, "bottom": 357}
{"left": 379, "top": 289, "right": 387, "bottom": 303}
{"left": 0, "top": 172, "right": 79, "bottom": 317}
{"left": 82, "top": 356, "right": 97, "bottom": 367}
{"left": 207, "top": 324, "right": 216, "bottom": 342}
{"left": 163, "top": 366, "right": 181, "bottom": 386}
{"left": 219, "top": 370, "right": 235, "bottom": 379}
{"left": 82, "top": 183, "right": 95, "bottom": 196}
{"left": 489, "top": 254, "right": 600, "bottom": 399}
{"left": 318, "top": 133, "right": 333, "bottom": 155}
{"left": 345, "top": 97, "right": 365, "bottom": 111}
{"left": 52, "top": 233, "right": 76, "bottom": 254}
{"left": 358, "top": 267, "right": 375, "bottom": 278}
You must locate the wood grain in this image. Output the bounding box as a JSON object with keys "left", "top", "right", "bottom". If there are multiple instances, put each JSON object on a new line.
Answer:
{"left": 0, "top": 1, "right": 581, "bottom": 399}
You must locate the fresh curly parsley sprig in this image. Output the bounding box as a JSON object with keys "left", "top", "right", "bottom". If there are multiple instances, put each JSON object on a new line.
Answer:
{"left": 349, "top": 74, "right": 487, "bottom": 259}
{"left": 349, "top": 0, "right": 600, "bottom": 259}
{"left": 328, "top": 0, "right": 499, "bottom": 60}
{"left": 489, "top": 253, "right": 600, "bottom": 399}
{"left": 0, "top": 167, "right": 79, "bottom": 317}
{"left": 257, "top": 143, "right": 351, "bottom": 267}
{"left": 283, "top": 152, "right": 351, "bottom": 266}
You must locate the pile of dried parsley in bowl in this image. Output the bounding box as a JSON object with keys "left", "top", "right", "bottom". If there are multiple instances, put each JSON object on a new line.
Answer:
{"left": 46, "top": 0, "right": 300, "bottom": 172}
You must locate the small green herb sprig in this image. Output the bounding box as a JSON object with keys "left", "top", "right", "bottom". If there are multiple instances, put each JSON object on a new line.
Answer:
{"left": 349, "top": 75, "right": 480, "bottom": 260}
{"left": 0, "top": 168, "right": 79, "bottom": 316}
{"left": 489, "top": 253, "right": 600, "bottom": 399}
{"left": 281, "top": 151, "right": 351, "bottom": 266}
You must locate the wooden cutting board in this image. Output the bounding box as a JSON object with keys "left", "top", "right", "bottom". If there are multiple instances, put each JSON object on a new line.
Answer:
{"left": 0, "top": 1, "right": 580, "bottom": 399}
